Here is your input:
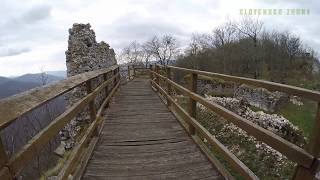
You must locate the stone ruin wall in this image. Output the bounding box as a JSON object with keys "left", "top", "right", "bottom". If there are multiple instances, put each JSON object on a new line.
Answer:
{"left": 197, "top": 79, "right": 289, "bottom": 113}
{"left": 60, "top": 23, "right": 117, "bottom": 149}
{"left": 234, "top": 84, "right": 289, "bottom": 113}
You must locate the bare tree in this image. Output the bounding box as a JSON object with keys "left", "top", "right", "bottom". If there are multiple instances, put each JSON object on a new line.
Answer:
{"left": 213, "top": 22, "right": 237, "bottom": 73}
{"left": 186, "top": 33, "right": 213, "bottom": 56}
{"left": 236, "top": 16, "right": 263, "bottom": 47}
{"left": 40, "top": 67, "right": 49, "bottom": 85}
{"left": 235, "top": 16, "right": 264, "bottom": 78}
{"left": 144, "top": 35, "right": 179, "bottom": 65}
{"left": 121, "top": 41, "right": 142, "bottom": 64}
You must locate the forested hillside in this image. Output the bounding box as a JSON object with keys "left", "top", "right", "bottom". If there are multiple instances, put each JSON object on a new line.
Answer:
{"left": 176, "top": 18, "right": 320, "bottom": 90}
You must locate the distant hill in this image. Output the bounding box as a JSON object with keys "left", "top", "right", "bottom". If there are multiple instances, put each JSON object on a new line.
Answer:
{"left": 46, "top": 70, "right": 66, "bottom": 78}
{"left": 0, "top": 73, "right": 64, "bottom": 99}
{"left": 0, "top": 76, "right": 10, "bottom": 85}
{"left": 14, "top": 73, "right": 63, "bottom": 84}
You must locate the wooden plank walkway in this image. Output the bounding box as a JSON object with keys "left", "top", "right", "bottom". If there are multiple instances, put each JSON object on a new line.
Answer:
{"left": 82, "top": 78, "right": 224, "bottom": 180}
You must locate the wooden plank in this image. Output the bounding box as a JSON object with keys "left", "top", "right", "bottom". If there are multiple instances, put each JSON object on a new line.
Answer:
{"left": 59, "top": 83, "right": 120, "bottom": 180}
{"left": 72, "top": 81, "right": 120, "bottom": 180}
{"left": 0, "top": 65, "right": 118, "bottom": 130}
{"left": 152, "top": 79, "right": 258, "bottom": 180}
{"left": 58, "top": 116, "right": 100, "bottom": 180}
{"left": 72, "top": 137, "right": 99, "bottom": 180}
{"left": 163, "top": 65, "right": 320, "bottom": 102}
{"left": 192, "top": 135, "right": 235, "bottom": 180}
{"left": 166, "top": 98, "right": 234, "bottom": 180}
{"left": 152, "top": 71, "right": 315, "bottom": 169}
{"left": 82, "top": 78, "right": 223, "bottom": 179}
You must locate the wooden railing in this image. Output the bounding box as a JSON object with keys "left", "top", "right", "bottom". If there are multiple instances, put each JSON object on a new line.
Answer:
{"left": 150, "top": 64, "right": 320, "bottom": 180}
{"left": 127, "top": 65, "right": 150, "bottom": 79}
{"left": 0, "top": 65, "right": 120, "bottom": 180}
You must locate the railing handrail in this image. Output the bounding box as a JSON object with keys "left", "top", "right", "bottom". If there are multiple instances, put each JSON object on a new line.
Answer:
{"left": 0, "top": 65, "right": 119, "bottom": 130}
{"left": 159, "top": 65, "right": 320, "bottom": 102}
{"left": 151, "top": 64, "right": 320, "bottom": 180}
{"left": 0, "top": 65, "right": 121, "bottom": 179}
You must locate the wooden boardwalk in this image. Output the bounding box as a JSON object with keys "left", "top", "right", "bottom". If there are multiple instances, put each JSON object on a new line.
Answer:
{"left": 82, "top": 78, "right": 223, "bottom": 180}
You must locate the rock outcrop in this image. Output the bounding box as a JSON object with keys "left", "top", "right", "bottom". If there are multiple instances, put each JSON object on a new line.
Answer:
{"left": 60, "top": 23, "right": 117, "bottom": 149}
{"left": 200, "top": 95, "right": 305, "bottom": 146}
{"left": 234, "top": 84, "right": 289, "bottom": 113}
{"left": 196, "top": 78, "right": 289, "bottom": 112}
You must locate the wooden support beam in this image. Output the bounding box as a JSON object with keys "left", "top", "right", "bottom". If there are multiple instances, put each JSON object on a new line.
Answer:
{"left": 155, "top": 65, "right": 160, "bottom": 91}
{"left": 113, "top": 68, "right": 117, "bottom": 88}
{"left": 294, "top": 102, "right": 320, "bottom": 180}
{"left": 166, "top": 67, "right": 172, "bottom": 107}
{"left": 117, "top": 67, "right": 120, "bottom": 83}
{"left": 188, "top": 73, "right": 197, "bottom": 135}
{"left": 0, "top": 140, "right": 8, "bottom": 168}
{"left": 133, "top": 65, "right": 136, "bottom": 77}
{"left": 103, "top": 73, "right": 109, "bottom": 108}
{"left": 149, "top": 65, "right": 153, "bottom": 80}
{"left": 86, "top": 80, "right": 96, "bottom": 123}
{"left": 308, "top": 102, "right": 320, "bottom": 156}
{"left": 127, "top": 65, "right": 130, "bottom": 80}
{"left": 0, "top": 167, "right": 12, "bottom": 180}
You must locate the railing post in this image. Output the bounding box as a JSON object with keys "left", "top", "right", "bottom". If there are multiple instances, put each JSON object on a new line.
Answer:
{"left": 117, "top": 66, "right": 120, "bottom": 83}
{"left": 294, "top": 102, "right": 320, "bottom": 179}
{"left": 86, "top": 79, "right": 96, "bottom": 123}
{"left": 155, "top": 65, "right": 160, "bottom": 91}
{"left": 308, "top": 102, "right": 320, "bottom": 156}
{"left": 133, "top": 65, "right": 136, "bottom": 77}
{"left": 103, "top": 73, "right": 110, "bottom": 108}
{"left": 149, "top": 64, "right": 153, "bottom": 80}
{"left": 0, "top": 140, "right": 8, "bottom": 170}
{"left": 188, "top": 73, "right": 197, "bottom": 135}
{"left": 0, "top": 140, "right": 13, "bottom": 180}
{"left": 113, "top": 68, "right": 117, "bottom": 88}
{"left": 166, "top": 66, "right": 172, "bottom": 106}
{"left": 128, "top": 65, "right": 130, "bottom": 80}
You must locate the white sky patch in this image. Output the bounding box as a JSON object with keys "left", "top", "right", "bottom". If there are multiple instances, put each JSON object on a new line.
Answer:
{"left": 0, "top": 0, "right": 319, "bottom": 76}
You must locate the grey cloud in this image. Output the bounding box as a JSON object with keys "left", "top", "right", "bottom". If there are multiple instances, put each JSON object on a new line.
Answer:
{"left": 5, "top": 4, "right": 51, "bottom": 29}
{"left": 98, "top": 12, "right": 190, "bottom": 51}
{"left": 0, "top": 47, "right": 31, "bottom": 57}
{"left": 22, "top": 4, "right": 51, "bottom": 24}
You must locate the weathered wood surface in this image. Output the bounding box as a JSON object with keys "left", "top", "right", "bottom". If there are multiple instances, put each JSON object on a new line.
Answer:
{"left": 0, "top": 65, "right": 118, "bottom": 130}
{"left": 161, "top": 65, "right": 320, "bottom": 102}
{"left": 82, "top": 78, "right": 224, "bottom": 180}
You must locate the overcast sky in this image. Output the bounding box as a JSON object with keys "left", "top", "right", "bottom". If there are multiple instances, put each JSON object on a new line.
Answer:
{"left": 0, "top": 0, "right": 319, "bottom": 77}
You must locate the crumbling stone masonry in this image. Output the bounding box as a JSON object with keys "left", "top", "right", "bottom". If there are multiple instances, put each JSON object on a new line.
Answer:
{"left": 234, "top": 84, "right": 289, "bottom": 113}
{"left": 60, "top": 23, "right": 117, "bottom": 149}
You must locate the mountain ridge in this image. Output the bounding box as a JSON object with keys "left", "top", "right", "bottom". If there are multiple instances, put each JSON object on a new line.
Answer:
{"left": 0, "top": 73, "right": 64, "bottom": 99}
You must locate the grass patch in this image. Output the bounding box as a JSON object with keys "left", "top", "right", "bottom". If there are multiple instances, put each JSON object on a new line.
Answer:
{"left": 278, "top": 100, "right": 317, "bottom": 139}
{"left": 196, "top": 107, "right": 296, "bottom": 179}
